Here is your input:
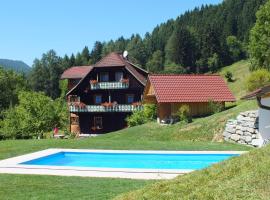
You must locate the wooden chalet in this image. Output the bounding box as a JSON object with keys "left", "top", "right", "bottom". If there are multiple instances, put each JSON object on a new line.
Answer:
{"left": 143, "top": 74, "right": 236, "bottom": 123}
{"left": 61, "top": 52, "right": 148, "bottom": 134}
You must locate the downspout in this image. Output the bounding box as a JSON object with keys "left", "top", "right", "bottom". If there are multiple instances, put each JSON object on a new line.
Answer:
{"left": 257, "top": 96, "right": 270, "bottom": 110}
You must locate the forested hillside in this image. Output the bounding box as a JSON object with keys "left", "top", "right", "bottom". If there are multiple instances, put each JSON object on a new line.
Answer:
{"left": 0, "top": 59, "right": 30, "bottom": 73}
{"left": 28, "top": 0, "right": 266, "bottom": 99}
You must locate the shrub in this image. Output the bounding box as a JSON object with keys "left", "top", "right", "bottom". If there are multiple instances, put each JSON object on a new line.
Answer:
{"left": 126, "top": 110, "right": 147, "bottom": 127}
{"left": 177, "top": 104, "right": 192, "bottom": 123}
{"left": 0, "top": 91, "right": 69, "bottom": 139}
{"left": 246, "top": 69, "right": 270, "bottom": 92}
{"left": 225, "top": 71, "right": 233, "bottom": 82}
{"left": 143, "top": 104, "right": 157, "bottom": 120}
{"left": 126, "top": 104, "right": 157, "bottom": 127}
{"left": 208, "top": 100, "right": 224, "bottom": 114}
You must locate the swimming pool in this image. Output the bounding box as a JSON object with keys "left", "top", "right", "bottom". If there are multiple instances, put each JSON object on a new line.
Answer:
{"left": 21, "top": 151, "right": 238, "bottom": 170}
{"left": 0, "top": 149, "right": 245, "bottom": 179}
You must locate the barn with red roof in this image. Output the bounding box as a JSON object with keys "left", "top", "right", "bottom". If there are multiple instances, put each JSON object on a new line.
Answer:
{"left": 143, "top": 74, "right": 236, "bottom": 123}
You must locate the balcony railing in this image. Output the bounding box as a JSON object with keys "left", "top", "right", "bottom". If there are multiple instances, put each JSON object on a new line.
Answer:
{"left": 90, "top": 80, "right": 129, "bottom": 90}
{"left": 70, "top": 104, "right": 143, "bottom": 113}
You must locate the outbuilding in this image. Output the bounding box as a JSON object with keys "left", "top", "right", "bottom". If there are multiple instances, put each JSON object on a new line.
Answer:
{"left": 143, "top": 74, "right": 236, "bottom": 123}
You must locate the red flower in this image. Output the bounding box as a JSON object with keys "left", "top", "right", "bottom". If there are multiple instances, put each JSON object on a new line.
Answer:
{"left": 90, "top": 80, "right": 98, "bottom": 84}
{"left": 121, "top": 78, "right": 129, "bottom": 84}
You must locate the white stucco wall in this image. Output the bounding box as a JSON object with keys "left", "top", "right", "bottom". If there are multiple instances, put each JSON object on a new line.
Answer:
{"left": 259, "top": 97, "right": 270, "bottom": 140}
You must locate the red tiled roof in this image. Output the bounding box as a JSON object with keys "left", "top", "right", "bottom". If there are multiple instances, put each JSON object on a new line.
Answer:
{"left": 95, "top": 52, "right": 126, "bottom": 67}
{"left": 61, "top": 66, "right": 93, "bottom": 79}
{"left": 149, "top": 74, "right": 236, "bottom": 103}
{"left": 94, "top": 52, "right": 147, "bottom": 85}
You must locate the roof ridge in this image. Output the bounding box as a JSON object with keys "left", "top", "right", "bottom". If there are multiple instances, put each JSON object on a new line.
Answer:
{"left": 94, "top": 52, "right": 126, "bottom": 67}
{"left": 149, "top": 74, "right": 221, "bottom": 76}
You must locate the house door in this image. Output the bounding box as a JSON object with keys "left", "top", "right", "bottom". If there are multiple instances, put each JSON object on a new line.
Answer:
{"left": 91, "top": 116, "right": 103, "bottom": 132}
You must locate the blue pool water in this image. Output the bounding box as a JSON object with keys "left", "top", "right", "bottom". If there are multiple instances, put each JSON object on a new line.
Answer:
{"left": 20, "top": 152, "right": 239, "bottom": 170}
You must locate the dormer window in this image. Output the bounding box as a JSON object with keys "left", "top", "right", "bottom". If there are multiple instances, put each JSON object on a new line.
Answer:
{"left": 115, "top": 72, "right": 123, "bottom": 82}
{"left": 100, "top": 72, "right": 109, "bottom": 82}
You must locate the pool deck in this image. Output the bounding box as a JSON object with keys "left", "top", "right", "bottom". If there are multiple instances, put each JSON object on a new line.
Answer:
{"left": 0, "top": 148, "right": 246, "bottom": 180}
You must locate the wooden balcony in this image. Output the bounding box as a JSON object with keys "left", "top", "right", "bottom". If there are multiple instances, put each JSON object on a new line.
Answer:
{"left": 70, "top": 104, "right": 143, "bottom": 113}
{"left": 90, "top": 80, "right": 129, "bottom": 90}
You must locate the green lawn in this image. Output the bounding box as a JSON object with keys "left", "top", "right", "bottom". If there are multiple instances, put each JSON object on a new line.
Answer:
{"left": 0, "top": 174, "right": 152, "bottom": 200}
{"left": 0, "top": 99, "right": 257, "bottom": 200}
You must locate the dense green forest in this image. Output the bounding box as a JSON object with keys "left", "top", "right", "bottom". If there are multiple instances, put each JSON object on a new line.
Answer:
{"left": 0, "top": 59, "right": 30, "bottom": 73}
{"left": 55, "top": 0, "right": 265, "bottom": 73}
{"left": 1, "top": 0, "right": 270, "bottom": 139}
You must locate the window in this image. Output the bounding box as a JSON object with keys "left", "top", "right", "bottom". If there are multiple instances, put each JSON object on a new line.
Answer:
{"left": 115, "top": 72, "right": 123, "bottom": 82}
{"left": 69, "top": 95, "right": 80, "bottom": 103}
{"left": 126, "top": 94, "right": 134, "bottom": 104}
{"left": 94, "top": 117, "right": 103, "bottom": 129}
{"left": 94, "top": 95, "right": 102, "bottom": 104}
{"left": 100, "top": 72, "right": 109, "bottom": 82}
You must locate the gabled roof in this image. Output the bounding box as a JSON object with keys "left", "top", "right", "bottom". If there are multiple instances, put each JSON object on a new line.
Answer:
{"left": 147, "top": 74, "right": 236, "bottom": 103}
{"left": 61, "top": 66, "right": 93, "bottom": 79}
{"left": 66, "top": 52, "right": 148, "bottom": 95}
{"left": 241, "top": 85, "right": 270, "bottom": 100}
{"left": 94, "top": 52, "right": 126, "bottom": 67}
{"left": 93, "top": 52, "right": 147, "bottom": 85}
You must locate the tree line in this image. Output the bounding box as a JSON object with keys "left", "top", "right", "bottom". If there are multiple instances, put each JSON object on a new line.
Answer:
{"left": 28, "top": 0, "right": 266, "bottom": 99}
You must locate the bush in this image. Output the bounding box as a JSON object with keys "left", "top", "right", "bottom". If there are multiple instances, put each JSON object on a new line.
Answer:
{"left": 126, "top": 104, "right": 157, "bottom": 127}
{"left": 0, "top": 91, "right": 69, "bottom": 139}
{"left": 143, "top": 104, "right": 157, "bottom": 119}
{"left": 126, "top": 110, "right": 147, "bottom": 127}
{"left": 208, "top": 100, "right": 224, "bottom": 114}
{"left": 246, "top": 69, "right": 270, "bottom": 92}
{"left": 225, "top": 71, "right": 233, "bottom": 82}
{"left": 177, "top": 105, "right": 192, "bottom": 123}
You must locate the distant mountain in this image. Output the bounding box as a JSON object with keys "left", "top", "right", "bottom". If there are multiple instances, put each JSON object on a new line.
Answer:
{"left": 0, "top": 59, "right": 31, "bottom": 73}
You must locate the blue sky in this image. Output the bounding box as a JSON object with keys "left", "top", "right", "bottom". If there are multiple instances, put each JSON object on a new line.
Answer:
{"left": 0, "top": 0, "right": 222, "bottom": 66}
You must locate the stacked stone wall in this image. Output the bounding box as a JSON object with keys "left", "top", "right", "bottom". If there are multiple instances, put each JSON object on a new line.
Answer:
{"left": 223, "top": 110, "right": 262, "bottom": 147}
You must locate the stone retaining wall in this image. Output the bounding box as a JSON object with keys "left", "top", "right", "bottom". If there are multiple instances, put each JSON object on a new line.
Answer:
{"left": 223, "top": 110, "right": 262, "bottom": 147}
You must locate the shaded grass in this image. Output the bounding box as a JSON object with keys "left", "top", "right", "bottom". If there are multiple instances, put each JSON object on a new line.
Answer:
{"left": 115, "top": 145, "right": 270, "bottom": 200}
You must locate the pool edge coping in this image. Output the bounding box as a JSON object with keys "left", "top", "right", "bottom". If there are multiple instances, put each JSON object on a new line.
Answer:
{"left": 0, "top": 148, "right": 247, "bottom": 180}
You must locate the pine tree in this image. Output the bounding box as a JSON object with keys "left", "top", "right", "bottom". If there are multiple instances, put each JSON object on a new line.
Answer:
{"left": 146, "top": 50, "right": 164, "bottom": 72}
{"left": 90, "top": 41, "right": 103, "bottom": 64}
{"left": 81, "top": 46, "right": 90, "bottom": 65}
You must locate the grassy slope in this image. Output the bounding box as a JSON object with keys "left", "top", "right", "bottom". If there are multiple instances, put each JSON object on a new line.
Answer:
{"left": 0, "top": 60, "right": 258, "bottom": 199}
{"left": 115, "top": 145, "right": 270, "bottom": 200}
{"left": 219, "top": 60, "right": 251, "bottom": 100}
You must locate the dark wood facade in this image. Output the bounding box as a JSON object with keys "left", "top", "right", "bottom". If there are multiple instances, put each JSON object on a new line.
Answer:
{"left": 62, "top": 52, "right": 148, "bottom": 134}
